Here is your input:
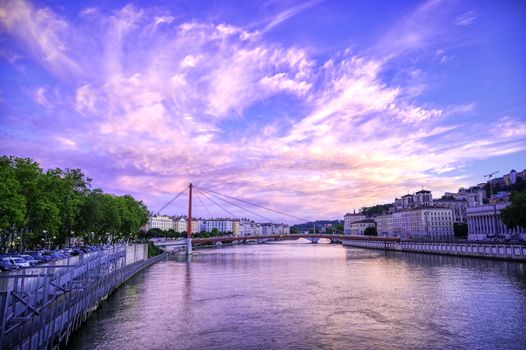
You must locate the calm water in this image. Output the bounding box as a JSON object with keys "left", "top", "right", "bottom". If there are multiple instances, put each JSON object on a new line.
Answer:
{"left": 67, "top": 241, "right": 526, "bottom": 350}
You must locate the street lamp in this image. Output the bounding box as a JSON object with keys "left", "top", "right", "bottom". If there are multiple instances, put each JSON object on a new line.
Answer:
{"left": 43, "top": 230, "right": 48, "bottom": 249}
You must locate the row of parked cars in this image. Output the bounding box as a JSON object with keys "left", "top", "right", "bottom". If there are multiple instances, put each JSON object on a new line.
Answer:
{"left": 0, "top": 245, "right": 110, "bottom": 271}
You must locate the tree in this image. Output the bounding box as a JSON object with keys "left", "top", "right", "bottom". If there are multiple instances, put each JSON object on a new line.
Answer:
{"left": 0, "top": 155, "right": 150, "bottom": 249}
{"left": 0, "top": 157, "right": 27, "bottom": 251}
{"left": 364, "top": 226, "right": 377, "bottom": 236}
{"left": 146, "top": 228, "right": 164, "bottom": 238}
{"left": 453, "top": 223, "right": 468, "bottom": 239}
{"left": 501, "top": 191, "right": 526, "bottom": 230}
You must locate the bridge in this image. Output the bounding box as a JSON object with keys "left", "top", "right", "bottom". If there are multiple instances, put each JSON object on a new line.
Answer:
{"left": 154, "top": 234, "right": 400, "bottom": 250}
{"left": 157, "top": 183, "right": 399, "bottom": 255}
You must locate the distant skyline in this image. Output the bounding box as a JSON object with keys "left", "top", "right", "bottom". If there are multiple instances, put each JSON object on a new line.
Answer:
{"left": 1, "top": 0, "right": 525, "bottom": 223}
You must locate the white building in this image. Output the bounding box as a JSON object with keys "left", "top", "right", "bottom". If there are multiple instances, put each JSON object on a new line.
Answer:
{"left": 146, "top": 216, "right": 174, "bottom": 231}
{"left": 206, "top": 219, "right": 233, "bottom": 233}
{"left": 375, "top": 214, "right": 393, "bottom": 236}
{"left": 432, "top": 198, "right": 467, "bottom": 223}
{"left": 414, "top": 190, "right": 432, "bottom": 207}
{"left": 173, "top": 217, "right": 202, "bottom": 234}
{"left": 350, "top": 220, "right": 376, "bottom": 235}
{"left": 174, "top": 217, "right": 187, "bottom": 233}
{"left": 467, "top": 203, "right": 526, "bottom": 240}
{"left": 401, "top": 194, "right": 414, "bottom": 209}
{"left": 261, "top": 223, "right": 290, "bottom": 235}
{"left": 392, "top": 207, "right": 454, "bottom": 239}
{"left": 451, "top": 187, "right": 486, "bottom": 207}
{"left": 239, "top": 220, "right": 261, "bottom": 236}
{"left": 344, "top": 212, "right": 367, "bottom": 234}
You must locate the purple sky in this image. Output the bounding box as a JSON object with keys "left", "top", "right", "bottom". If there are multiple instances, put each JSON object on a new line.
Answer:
{"left": 1, "top": 0, "right": 525, "bottom": 223}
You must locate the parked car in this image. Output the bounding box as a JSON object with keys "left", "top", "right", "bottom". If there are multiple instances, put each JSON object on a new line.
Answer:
{"left": 2, "top": 257, "right": 30, "bottom": 268}
{"left": 15, "top": 254, "right": 40, "bottom": 266}
{"left": 0, "top": 260, "right": 19, "bottom": 271}
{"left": 28, "top": 252, "right": 52, "bottom": 263}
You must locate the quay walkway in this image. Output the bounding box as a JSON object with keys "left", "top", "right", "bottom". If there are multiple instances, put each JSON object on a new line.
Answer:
{"left": 342, "top": 239, "right": 526, "bottom": 261}
{"left": 0, "top": 245, "right": 167, "bottom": 350}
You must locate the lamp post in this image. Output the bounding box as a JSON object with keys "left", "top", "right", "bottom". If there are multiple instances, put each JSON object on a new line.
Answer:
{"left": 43, "top": 230, "right": 48, "bottom": 250}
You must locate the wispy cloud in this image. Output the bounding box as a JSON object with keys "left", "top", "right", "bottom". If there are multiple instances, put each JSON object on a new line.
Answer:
{"left": 0, "top": 0, "right": 524, "bottom": 220}
{"left": 260, "top": 0, "right": 321, "bottom": 33}
{"left": 455, "top": 10, "right": 480, "bottom": 26}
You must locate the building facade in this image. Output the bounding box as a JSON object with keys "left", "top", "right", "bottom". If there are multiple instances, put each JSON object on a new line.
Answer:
{"left": 146, "top": 216, "right": 174, "bottom": 231}
{"left": 414, "top": 190, "right": 432, "bottom": 207}
{"left": 350, "top": 220, "right": 376, "bottom": 235}
{"left": 344, "top": 212, "right": 367, "bottom": 234}
{"left": 432, "top": 198, "right": 467, "bottom": 223}
{"left": 206, "top": 219, "right": 233, "bottom": 233}
{"left": 467, "top": 203, "right": 526, "bottom": 240}
{"left": 392, "top": 207, "right": 454, "bottom": 239}
{"left": 375, "top": 214, "right": 393, "bottom": 236}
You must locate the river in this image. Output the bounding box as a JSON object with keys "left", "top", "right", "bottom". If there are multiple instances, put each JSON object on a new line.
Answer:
{"left": 67, "top": 240, "right": 526, "bottom": 349}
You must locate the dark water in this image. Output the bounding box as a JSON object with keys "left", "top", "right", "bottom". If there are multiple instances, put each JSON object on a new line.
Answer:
{"left": 67, "top": 241, "right": 526, "bottom": 350}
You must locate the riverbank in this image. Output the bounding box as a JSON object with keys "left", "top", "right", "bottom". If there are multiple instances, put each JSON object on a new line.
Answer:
{"left": 0, "top": 244, "right": 168, "bottom": 350}
{"left": 341, "top": 239, "right": 526, "bottom": 261}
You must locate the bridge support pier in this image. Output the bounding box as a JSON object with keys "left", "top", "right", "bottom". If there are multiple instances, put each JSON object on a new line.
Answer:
{"left": 186, "top": 237, "right": 192, "bottom": 255}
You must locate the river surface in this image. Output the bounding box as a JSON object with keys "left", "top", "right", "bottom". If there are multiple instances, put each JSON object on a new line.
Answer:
{"left": 67, "top": 241, "right": 526, "bottom": 350}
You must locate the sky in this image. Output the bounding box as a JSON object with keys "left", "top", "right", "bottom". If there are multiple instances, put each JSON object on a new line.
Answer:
{"left": 0, "top": 0, "right": 525, "bottom": 223}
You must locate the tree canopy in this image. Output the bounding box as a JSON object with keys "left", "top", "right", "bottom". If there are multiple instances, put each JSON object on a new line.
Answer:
{"left": 501, "top": 191, "right": 526, "bottom": 230}
{"left": 363, "top": 226, "right": 377, "bottom": 236}
{"left": 0, "top": 155, "right": 149, "bottom": 251}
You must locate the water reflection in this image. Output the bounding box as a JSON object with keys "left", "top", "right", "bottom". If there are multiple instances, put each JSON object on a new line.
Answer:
{"left": 67, "top": 243, "right": 526, "bottom": 350}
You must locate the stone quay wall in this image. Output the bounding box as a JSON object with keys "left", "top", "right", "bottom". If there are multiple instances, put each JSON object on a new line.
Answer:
{"left": 0, "top": 244, "right": 166, "bottom": 350}
{"left": 341, "top": 239, "right": 526, "bottom": 261}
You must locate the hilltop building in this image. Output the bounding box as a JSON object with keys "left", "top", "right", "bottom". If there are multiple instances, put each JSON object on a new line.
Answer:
{"left": 350, "top": 219, "right": 376, "bottom": 235}
{"left": 467, "top": 203, "right": 525, "bottom": 241}
{"left": 344, "top": 211, "right": 367, "bottom": 234}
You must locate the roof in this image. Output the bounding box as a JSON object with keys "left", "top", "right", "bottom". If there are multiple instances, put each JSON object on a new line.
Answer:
{"left": 352, "top": 219, "right": 375, "bottom": 224}
{"left": 416, "top": 190, "right": 431, "bottom": 194}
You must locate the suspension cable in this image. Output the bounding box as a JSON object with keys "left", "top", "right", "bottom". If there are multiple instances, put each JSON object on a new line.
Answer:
{"left": 157, "top": 185, "right": 189, "bottom": 215}
{"left": 196, "top": 186, "right": 308, "bottom": 222}
{"left": 196, "top": 188, "right": 237, "bottom": 219}
{"left": 195, "top": 189, "right": 212, "bottom": 218}
{"left": 198, "top": 187, "right": 275, "bottom": 223}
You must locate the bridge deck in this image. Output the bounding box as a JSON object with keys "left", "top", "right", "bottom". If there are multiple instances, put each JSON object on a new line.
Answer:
{"left": 156, "top": 234, "right": 400, "bottom": 245}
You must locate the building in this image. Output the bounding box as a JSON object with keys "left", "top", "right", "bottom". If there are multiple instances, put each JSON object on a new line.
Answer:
{"left": 261, "top": 223, "right": 290, "bottom": 235}
{"left": 239, "top": 220, "right": 261, "bottom": 236}
{"left": 233, "top": 221, "right": 240, "bottom": 235}
{"left": 173, "top": 217, "right": 202, "bottom": 234}
{"left": 467, "top": 203, "right": 526, "bottom": 240}
{"left": 452, "top": 187, "right": 487, "bottom": 207}
{"left": 146, "top": 216, "right": 174, "bottom": 231}
{"left": 174, "top": 217, "right": 187, "bottom": 233}
{"left": 375, "top": 214, "right": 393, "bottom": 236}
{"left": 432, "top": 198, "right": 467, "bottom": 223}
{"left": 344, "top": 212, "right": 367, "bottom": 234}
{"left": 206, "top": 219, "right": 233, "bottom": 233}
{"left": 401, "top": 194, "right": 414, "bottom": 209}
{"left": 350, "top": 219, "right": 376, "bottom": 235}
{"left": 392, "top": 207, "right": 454, "bottom": 239}
{"left": 414, "top": 189, "right": 432, "bottom": 207}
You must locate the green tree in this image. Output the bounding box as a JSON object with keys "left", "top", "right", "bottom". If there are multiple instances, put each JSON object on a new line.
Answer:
{"left": 146, "top": 228, "right": 164, "bottom": 238}
{"left": 0, "top": 157, "right": 27, "bottom": 251}
{"left": 453, "top": 223, "right": 468, "bottom": 239}
{"left": 211, "top": 228, "right": 220, "bottom": 236}
{"left": 501, "top": 191, "right": 526, "bottom": 230}
{"left": 364, "top": 226, "right": 377, "bottom": 236}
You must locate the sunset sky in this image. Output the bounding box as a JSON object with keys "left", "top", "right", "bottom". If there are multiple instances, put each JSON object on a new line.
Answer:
{"left": 1, "top": 0, "right": 525, "bottom": 223}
